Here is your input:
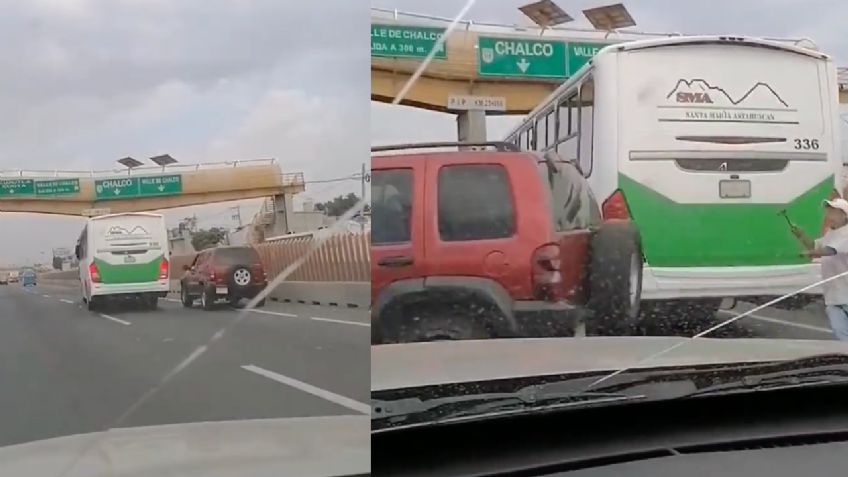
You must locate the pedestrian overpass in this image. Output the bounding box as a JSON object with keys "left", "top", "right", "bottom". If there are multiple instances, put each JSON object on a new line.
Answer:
{"left": 0, "top": 159, "right": 305, "bottom": 216}
{"left": 372, "top": 8, "right": 848, "bottom": 136}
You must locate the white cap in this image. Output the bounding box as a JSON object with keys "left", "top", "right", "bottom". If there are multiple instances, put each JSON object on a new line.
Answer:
{"left": 824, "top": 198, "right": 848, "bottom": 216}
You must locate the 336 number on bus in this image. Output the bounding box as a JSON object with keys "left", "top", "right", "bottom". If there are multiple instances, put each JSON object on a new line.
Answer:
{"left": 794, "top": 138, "right": 819, "bottom": 150}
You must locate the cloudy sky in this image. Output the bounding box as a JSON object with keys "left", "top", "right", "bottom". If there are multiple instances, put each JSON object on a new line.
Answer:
{"left": 372, "top": 0, "right": 848, "bottom": 145}
{"left": 0, "top": 0, "right": 367, "bottom": 265}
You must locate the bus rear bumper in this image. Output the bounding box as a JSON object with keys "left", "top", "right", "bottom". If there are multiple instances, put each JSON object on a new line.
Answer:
{"left": 641, "top": 264, "right": 822, "bottom": 300}
{"left": 90, "top": 280, "right": 170, "bottom": 298}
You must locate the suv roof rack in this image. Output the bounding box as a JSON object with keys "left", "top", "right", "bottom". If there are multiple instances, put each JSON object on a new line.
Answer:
{"left": 371, "top": 141, "right": 520, "bottom": 153}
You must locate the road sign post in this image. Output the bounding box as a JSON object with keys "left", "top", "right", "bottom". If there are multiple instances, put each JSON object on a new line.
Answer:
{"left": 371, "top": 24, "right": 447, "bottom": 59}
{"left": 477, "top": 36, "right": 566, "bottom": 79}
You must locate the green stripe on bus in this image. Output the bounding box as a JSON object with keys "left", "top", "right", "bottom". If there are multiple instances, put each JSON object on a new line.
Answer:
{"left": 619, "top": 174, "right": 833, "bottom": 267}
{"left": 93, "top": 255, "right": 163, "bottom": 284}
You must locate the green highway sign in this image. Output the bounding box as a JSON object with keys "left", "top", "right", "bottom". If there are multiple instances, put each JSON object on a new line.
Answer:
{"left": 95, "top": 174, "right": 182, "bottom": 200}
{"left": 567, "top": 41, "right": 610, "bottom": 76}
{"left": 371, "top": 24, "right": 447, "bottom": 59}
{"left": 139, "top": 174, "right": 181, "bottom": 196}
{"left": 0, "top": 179, "right": 34, "bottom": 197}
{"left": 35, "top": 178, "right": 80, "bottom": 196}
{"left": 95, "top": 177, "right": 138, "bottom": 200}
{"left": 477, "top": 36, "right": 566, "bottom": 79}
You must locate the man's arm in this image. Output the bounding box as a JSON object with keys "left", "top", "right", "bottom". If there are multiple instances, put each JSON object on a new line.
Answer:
{"left": 791, "top": 225, "right": 816, "bottom": 250}
{"left": 802, "top": 246, "right": 837, "bottom": 258}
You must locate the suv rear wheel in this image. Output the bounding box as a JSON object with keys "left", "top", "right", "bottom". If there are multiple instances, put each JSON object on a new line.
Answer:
{"left": 200, "top": 284, "right": 216, "bottom": 311}
{"left": 586, "top": 222, "right": 643, "bottom": 336}
{"left": 180, "top": 285, "right": 194, "bottom": 308}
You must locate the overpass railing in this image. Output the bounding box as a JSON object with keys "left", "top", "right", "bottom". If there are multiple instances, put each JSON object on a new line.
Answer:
{"left": 0, "top": 158, "right": 298, "bottom": 179}
{"left": 371, "top": 7, "right": 818, "bottom": 48}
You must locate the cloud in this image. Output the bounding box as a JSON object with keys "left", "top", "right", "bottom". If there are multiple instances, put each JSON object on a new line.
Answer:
{"left": 0, "top": 0, "right": 367, "bottom": 264}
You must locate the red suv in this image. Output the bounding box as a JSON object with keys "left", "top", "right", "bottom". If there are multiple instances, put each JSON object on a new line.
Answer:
{"left": 180, "top": 246, "right": 268, "bottom": 310}
{"left": 371, "top": 142, "right": 642, "bottom": 344}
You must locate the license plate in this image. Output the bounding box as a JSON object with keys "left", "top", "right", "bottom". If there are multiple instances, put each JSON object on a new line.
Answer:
{"left": 123, "top": 255, "right": 136, "bottom": 263}
{"left": 216, "top": 286, "right": 228, "bottom": 295}
{"left": 719, "top": 180, "right": 751, "bottom": 198}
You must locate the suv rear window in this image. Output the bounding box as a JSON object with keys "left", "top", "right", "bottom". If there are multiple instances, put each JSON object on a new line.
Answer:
{"left": 438, "top": 164, "right": 514, "bottom": 241}
{"left": 372, "top": 169, "right": 413, "bottom": 244}
{"left": 214, "top": 247, "right": 261, "bottom": 265}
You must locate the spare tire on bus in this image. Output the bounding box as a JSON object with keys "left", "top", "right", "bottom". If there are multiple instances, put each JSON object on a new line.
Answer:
{"left": 586, "top": 221, "right": 643, "bottom": 336}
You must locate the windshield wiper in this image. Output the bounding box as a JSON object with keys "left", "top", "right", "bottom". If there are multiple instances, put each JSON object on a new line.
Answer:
{"left": 373, "top": 354, "right": 848, "bottom": 432}
{"left": 372, "top": 380, "right": 647, "bottom": 432}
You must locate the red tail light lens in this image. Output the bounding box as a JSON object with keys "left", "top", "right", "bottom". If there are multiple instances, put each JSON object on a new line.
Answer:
{"left": 252, "top": 264, "right": 266, "bottom": 282}
{"left": 532, "top": 244, "right": 563, "bottom": 301}
{"left": 89, "top": 262, "right": 101, "bottom": 283}
{"left": 602, "top": 190, "right": 630, "bottom": 220}
{"left": 159, "top": 258, "right": 169, "bottom": 280}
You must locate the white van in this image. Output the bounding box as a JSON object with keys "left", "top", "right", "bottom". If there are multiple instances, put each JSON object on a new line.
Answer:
{"left": 75, "top": 212, "right": 170, "bottom": 311}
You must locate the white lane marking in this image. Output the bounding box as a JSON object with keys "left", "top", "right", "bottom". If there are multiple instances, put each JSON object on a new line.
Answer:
{"left": 60, "top": 299, "right": 74, "bottom": 304}
{"left": 98, "top": 313, "right": 131, "bottom": 326}
{"left": 164, "top": 298, "right": 180, "bottom": 303}
{"left": 241, "top": 364, "right": 369, "bottom": 415}
{"left": 43, "top": 294, "right": 51, "bottom": 298}
{"left": 718, "top": 310, "right": 832, "bottom": 334}
{"left": 245, "top": 309, "right": 297, "bottom": 318}
{"left": 310, "top": 316, "right": 370, "bottom": 328}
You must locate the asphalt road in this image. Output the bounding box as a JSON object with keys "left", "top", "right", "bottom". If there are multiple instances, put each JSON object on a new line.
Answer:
{"left": 0, "top": 281, "right": 369, "bottom": 448}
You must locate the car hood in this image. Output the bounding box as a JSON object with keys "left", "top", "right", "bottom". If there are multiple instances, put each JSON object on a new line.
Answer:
{"left": 372, "top": 336, "right": 848, "bottom": 391}
{"left": 0, "top": 416, "right": 369, "bottom": 477}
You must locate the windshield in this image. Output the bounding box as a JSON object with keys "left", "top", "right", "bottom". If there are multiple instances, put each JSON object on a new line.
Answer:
{"left": 370, "top": 0, "right": 848, "bottom": 433}
{"left": 0, "top": 1, "right": 370, "bottom": 474}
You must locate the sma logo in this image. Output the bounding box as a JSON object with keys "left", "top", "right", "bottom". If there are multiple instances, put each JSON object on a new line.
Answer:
{"left": 676, "top": 92, "right": 713, "bottom": 104}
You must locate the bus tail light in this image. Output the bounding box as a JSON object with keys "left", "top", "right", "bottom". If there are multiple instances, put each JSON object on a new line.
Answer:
{"left": 532, "top": 244, "right": 563, "bottom": 301}
{"left": 158, "top": 258, "right": 169, "bottom": 280}
{"left": 89, "top": 262, "right": 101, "bottom": 283}
{"left": 603, "top": 190, "right": 631, "bottom": 220}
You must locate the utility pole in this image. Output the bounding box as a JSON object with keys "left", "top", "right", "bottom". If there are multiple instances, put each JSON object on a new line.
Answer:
{"left": 230, "top": 206, "right": 242, "bottom": 228}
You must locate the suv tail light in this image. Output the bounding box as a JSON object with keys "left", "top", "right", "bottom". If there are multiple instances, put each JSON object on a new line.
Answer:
{"left": 158, "top": 258, "right": 169, "bottom": 280}
{"left": 532, "top": 244, "right": 563, "bottom": 301}
{"left": 89, "top": 262, "right": 101, "bottom": 283}
{"left": 252, "top": 264, "right": 266, "bottom": 282}
{"left": 602, "top": 190, "right": 630, "bottom": 220}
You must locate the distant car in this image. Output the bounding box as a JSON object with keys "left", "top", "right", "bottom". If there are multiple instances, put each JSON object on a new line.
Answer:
{"left": 20, "top": 270, "right": 36, "bottom": 287}
{"left": 0, "top": 273, "right": 8, "bottom": 285}
{"left": 179, "top": 246, "right": 268, "bottom": 310}
{"left": 8, "top": 271, "right": 18, "bottom": 283}
{"left": 371, "top": 142, "right": 643, "bottom": 344}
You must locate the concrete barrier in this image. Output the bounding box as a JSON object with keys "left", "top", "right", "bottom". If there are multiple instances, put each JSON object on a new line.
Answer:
{"left": 166, "top": 279, "right": 368, "bottom": 308}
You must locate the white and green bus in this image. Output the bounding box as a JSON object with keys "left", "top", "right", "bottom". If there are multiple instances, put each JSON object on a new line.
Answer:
{"left": 76, "top": 212, "right": 170, "bottom": 311}
{"left": 505, "top": 35, "right": 843, "bottom": 317}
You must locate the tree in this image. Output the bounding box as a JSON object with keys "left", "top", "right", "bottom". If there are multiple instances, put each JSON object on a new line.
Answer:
{"left": 191, "top": 227, "right": 228, "bottom": 251}
{"left": 318, "top": 193, "right": 362, "bottom": 217}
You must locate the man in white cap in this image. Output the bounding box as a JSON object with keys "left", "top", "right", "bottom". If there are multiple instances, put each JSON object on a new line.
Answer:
{"left": 791, "top": 198, "right": 848, "bottom": 340}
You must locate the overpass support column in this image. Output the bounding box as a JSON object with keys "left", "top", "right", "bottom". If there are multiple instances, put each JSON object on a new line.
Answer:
{"left": 271, "top": 194, "right": 294, "bottom": 236}
{"left": 456, "top": 110, "right": 486, "bottom": 146}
